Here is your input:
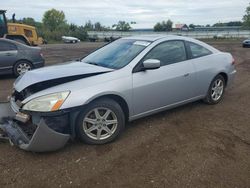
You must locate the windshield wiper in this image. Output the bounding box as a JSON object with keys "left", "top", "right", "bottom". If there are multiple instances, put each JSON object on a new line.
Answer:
{"left": 84, "top": 61, "right": 99, "bottom": 66}
{"left": 84, "top": 61, "right": 109, "bottom": 68}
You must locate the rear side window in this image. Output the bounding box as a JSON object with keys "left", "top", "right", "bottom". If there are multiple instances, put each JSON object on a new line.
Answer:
{"left": 187, "top": 42, "right": 212, "bottom": 58}
{"left": 0, "top": 41, "right": 17, "bottom": 51}
{"left": 143, "top": 40, "right": 187, "bottom": 66}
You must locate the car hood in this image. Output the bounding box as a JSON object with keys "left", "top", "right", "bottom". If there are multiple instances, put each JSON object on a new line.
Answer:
{"left": 14, "top": 61, "right": 113, "bottom": 92}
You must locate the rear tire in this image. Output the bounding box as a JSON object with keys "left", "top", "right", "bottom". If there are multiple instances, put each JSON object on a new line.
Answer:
{"left": 13, "top": 61, "right": 33, "bottom": 77}
{"left": 203, "top": 75, "right": 225, "bottom": 105}
{"left": 76, "top": 98, "right": 125, "bottom": 145}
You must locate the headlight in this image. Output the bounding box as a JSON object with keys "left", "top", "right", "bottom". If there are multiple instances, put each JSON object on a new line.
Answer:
{"left": 22, "top": 91, "right": 70, "bottom": 112}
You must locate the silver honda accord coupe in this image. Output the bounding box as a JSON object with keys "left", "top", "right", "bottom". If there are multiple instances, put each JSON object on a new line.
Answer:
{"left": 0, "top": 35, "right": 236, "bottom": 152}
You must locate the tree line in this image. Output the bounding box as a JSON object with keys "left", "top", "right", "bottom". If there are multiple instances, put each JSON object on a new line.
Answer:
{"left": 12, "top": 9, "right": 133, "bottom": 42}
{"left": 154, "top": 3, "right": 250, "bottom": 31}
{"left": 9, "top": 3, "right": 250, "bottom": 42}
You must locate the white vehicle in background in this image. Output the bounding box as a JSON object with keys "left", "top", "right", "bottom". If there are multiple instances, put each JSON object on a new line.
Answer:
{"left": 242, "top": 39, "right": 250, "bottom": 48}
{"left": 62, "top": 36, "right": 80, "bottom": 43}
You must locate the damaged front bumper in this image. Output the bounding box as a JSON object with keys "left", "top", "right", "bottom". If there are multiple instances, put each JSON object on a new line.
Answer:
{"left": 0, "top": 102, "right": 70, "bottom": 152}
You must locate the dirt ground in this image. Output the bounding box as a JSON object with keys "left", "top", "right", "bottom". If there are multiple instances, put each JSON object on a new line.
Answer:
{"left": 0, "top": 41, "right": 250, "bottom": 188}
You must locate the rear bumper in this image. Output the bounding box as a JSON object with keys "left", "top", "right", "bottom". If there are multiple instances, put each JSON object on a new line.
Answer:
{"left": 227, "top": 69, "right": 237, "bottom": 87}
{"left": 0, "top": 102, "right": 70, "bottom": 152}
{"left": 33, "top": 60, "right": 45, "bottom": 69}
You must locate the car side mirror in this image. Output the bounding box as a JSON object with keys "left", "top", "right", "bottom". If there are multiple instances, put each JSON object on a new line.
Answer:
{"left": 142, "top": 59, "right": 161, "bottom": 70}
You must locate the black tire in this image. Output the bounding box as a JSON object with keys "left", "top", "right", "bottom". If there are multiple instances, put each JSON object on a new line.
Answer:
{"left": 13, "top": 60, "right": 33, "bottom": 77}
{"left": 76, "top": 98, "right": 125, "bottom": 145}
{"left": 203, "top": 75, "right": 225, "bottom": 105}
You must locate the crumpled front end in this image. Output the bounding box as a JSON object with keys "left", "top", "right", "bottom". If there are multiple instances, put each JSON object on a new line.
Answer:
{"left": 0, "top": 101, "right": 71, "bottom": 152}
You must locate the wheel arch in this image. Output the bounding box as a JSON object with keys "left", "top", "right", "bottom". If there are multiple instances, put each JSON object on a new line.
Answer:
{"left": 85, "top": 94, "right": 130, "bottom": 122}
{"left": 14, "top": 59, "right": 33, "bottom": 67}
{"left": 218, "top": 72, "right": 228, "bottom": 87}
{"left": 13, "top": 59, "right": 33, "bottom": 75}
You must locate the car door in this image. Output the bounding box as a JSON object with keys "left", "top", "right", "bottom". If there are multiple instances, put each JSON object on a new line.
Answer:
{"left": 132, "top": 40, "right": 196, "bottom": 116}
{"left": 185, "top": 41, "right": 214, "bottom": 96}
{"left": 0, "top": 41, "right": 18, "bottom": 69}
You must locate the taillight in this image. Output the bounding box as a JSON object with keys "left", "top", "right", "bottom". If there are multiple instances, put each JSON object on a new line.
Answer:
{"left": 232, "top": 57, "right": 236, "bottom": 65}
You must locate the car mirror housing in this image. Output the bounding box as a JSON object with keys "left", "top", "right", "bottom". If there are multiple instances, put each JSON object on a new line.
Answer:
{"left": 142, "top": 59, "right": 161, "bottom": 70}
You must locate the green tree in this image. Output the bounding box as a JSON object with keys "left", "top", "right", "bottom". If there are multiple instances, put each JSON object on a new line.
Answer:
{"left": 243, "top": 3, "right": 250, "bottom": 27}
{"left": 113, "top": 21, "right": 131, "bottom": 31}
{"left": 94, "top": 22, "right": 102, "bottom": 31}
{"left": 165, "top": 20, "right": 173, "bottom": 31}
{"left": 213, "top": 21, "right": 243, "bottom": 27}
{"left": 83, "top": 20, "right": 94, "bottom": 30}
{"left": 227, "top": 21, "right": 242, "bottom": 26}
{"left": 213, "top": 22, "right": 226, "bottom": 27}
{"left": 154, "top": 19, "right": 173, "bottom": 31}
{"left": 22, "top": 17, "right": 36, "bottom": 26}
{"left": 154, "top": 22, "right": 163, "bottom": 31}
{"left": 69, "top": 23, "right": 78, "bottom": 32}
{"left": 42, "top": 9, "right": 66, "bottom": 31}
{"left": 189, "top": 24, "right": 195, "bottom": 29}
{"left": 74, "top": 26, "right": 88, "bottom": 41}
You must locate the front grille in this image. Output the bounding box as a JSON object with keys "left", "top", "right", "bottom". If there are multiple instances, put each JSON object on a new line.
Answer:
{"left": 17, "top": 121, "right": 37, "bottom": 139}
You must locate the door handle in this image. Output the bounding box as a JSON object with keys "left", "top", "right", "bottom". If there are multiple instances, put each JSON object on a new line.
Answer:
{"left": 183, "top": 73, "right": 190, "bottom": 77}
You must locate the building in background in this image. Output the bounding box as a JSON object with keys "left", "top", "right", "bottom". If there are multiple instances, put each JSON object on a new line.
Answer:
{"left": 175, "top": 24, "right": 189, "bottom": 31}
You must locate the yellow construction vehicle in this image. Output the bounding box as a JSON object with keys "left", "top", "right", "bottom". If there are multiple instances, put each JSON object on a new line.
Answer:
{"left": 0, "top": 10, "right": 45, "bottom": 46}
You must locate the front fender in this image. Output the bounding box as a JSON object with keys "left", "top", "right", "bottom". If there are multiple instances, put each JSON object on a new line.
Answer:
{"left": 84, "top": 91, "right": 128, "bottom": 105}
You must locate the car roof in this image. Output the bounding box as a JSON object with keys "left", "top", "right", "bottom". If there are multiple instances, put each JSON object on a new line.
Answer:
{"left": 0, "top": 38, "right": 20, "bottom": 45}
{"left": 123, "top": 35, "right": 189, "bottom": 42}
{"left": 0, "top": 38, "right": 40, "bottom": 50}
{"left": 123, "top": 34, "right": 220, "bottom": 53}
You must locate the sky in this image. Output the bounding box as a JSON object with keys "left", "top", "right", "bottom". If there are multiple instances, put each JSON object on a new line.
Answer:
{"left": 2, "top": 0, "right": 249, "bottom": 28}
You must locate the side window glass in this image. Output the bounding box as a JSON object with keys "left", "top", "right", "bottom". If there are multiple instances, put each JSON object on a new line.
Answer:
{"left": 143, "top": 41, "right": 187, "bottom": 66}
{"left": 188, "top": 42, "right": 212, "bottom": 58}
{"left": 0, "top": 41, "right": 17, "bottom": 51}
{"left": 8, "top": 43, "right": 17, "bottom": 50}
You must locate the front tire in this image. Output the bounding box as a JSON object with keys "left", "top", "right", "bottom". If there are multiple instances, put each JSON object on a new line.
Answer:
{"left": 204, "top": 75, "right": 225, "bottom": 105}
{"left": 76, "top": 98, "right": 125, "bottom": 145}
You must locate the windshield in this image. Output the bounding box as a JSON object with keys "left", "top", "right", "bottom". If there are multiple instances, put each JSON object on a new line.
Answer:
{"left": 81, "top": 39, "right": 151, "bottom": 69}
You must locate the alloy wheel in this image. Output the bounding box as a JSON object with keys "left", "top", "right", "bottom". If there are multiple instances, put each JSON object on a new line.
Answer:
{"left": 16, "top": 63, "right": 31, "bottom": 75}
{"left": 211, "top": 79, "right": 224, "bottom": 101}
{"left": 83, "top": 107, "right": 118, "bottom": 140}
